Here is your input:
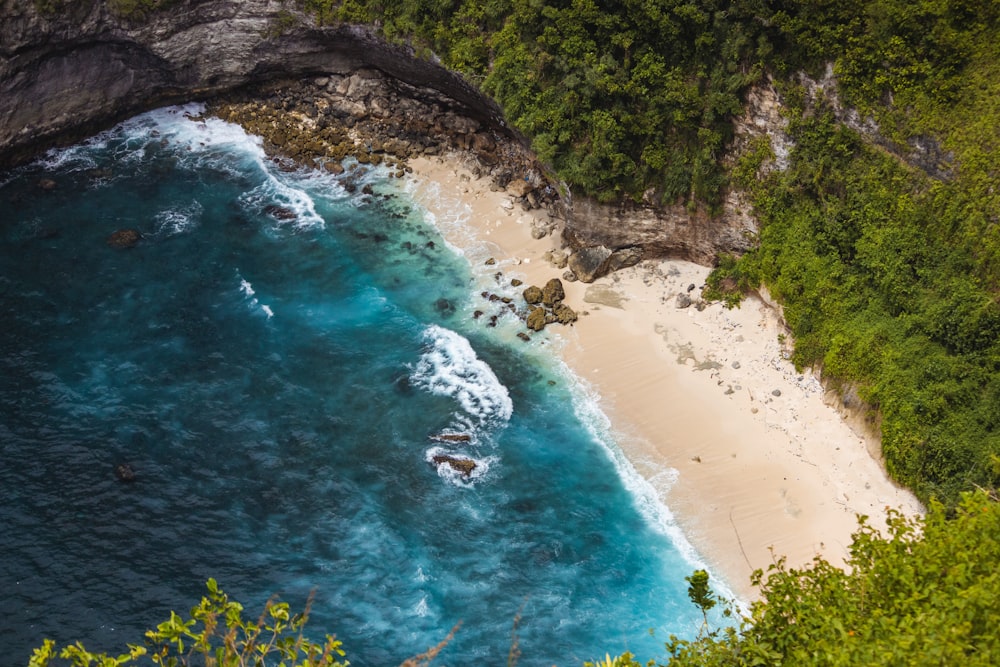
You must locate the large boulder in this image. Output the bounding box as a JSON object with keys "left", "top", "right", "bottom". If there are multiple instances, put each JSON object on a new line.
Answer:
{"left": 526, "top": 306, "right": 547, "bottom": 331}
{"left": 607, "top": 246, "right": 643, "bottom": 272}
{"left": 541, "top": 278, "right": 565, "bottom": 307}
{"left": 522, "top": 285, "right": 543, "bottom": 305}
{"left": 567, "top": 245, "right": 613, "bottom": 283}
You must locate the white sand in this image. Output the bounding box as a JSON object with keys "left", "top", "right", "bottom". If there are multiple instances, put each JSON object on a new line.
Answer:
{"left": 402, "top": 154, "right": 923, "bottom": 602}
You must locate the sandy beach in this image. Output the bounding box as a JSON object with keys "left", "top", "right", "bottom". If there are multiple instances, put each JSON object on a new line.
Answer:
{"left": 403, "top": 154, "right": 923, "bottom": 603}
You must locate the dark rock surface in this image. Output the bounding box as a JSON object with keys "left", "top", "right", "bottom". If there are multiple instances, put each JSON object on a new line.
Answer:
{"left": 0, "top": 0, "right": 773, "bottom": 272}
{"left": 432, "top": 454, "right": 476, "bottom": 476}
{"left": 106, "top": 228, "right": 141, "bottom": 248}
{"left": 0, "top": 0, "right": 521, "bottom": 171}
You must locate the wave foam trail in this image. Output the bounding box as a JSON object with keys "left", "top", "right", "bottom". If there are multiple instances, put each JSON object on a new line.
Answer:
{"left": 561, "top": 360, "right": 742, "bottom": 605}
{"left": 135, "top": 105, "right": 325, "bottom": 230}
{"left": 411, "top": 325, "right": 513, "bottom": 433}
{"left": 236, "top": 273, "right": 273, "bottom": 319}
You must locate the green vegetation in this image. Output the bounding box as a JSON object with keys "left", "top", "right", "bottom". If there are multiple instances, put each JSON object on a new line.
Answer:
{"left": 301, "top": 0, "right": 772, "bottom": 208}
{"left": 24, "top": 1, "right": 1000, "bottom": 664}
{"left": 29, "top": 578, "right": 349, "bottom": 667}
{"left": 708, "top": 3, "right": 1000, "bottom": 506}
{"left": 661, "top": 491, "right": 1000, "bottom": 666}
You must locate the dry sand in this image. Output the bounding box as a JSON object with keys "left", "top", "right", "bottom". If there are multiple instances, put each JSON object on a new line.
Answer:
{"left": 401, "top": 154, "right": 923, "bottom": 603}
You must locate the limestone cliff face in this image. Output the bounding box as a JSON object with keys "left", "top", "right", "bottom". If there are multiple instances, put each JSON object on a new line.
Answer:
{"left": 0, "top": 0, "right": 514, "bottom": 170}
{"left": 0, "top": 0, "right": 793, "bottom": 272}
{"left": 561, "top": 78, "right": 790, "bottom": 267}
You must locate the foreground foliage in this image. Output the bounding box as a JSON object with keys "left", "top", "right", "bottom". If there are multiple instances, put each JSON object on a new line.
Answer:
{"left": 661, "top": 491, "right": 1000, "bottom": 666}
{"left": 32, "top": 494, "right": 1000, "bottom": 666}
{"left": 29, "top": 579, "right": 349, "bottom": 667}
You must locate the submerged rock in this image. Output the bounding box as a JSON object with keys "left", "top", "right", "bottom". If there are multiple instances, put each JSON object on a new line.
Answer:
{"left": 264, "top": 204, "right": 297, "bottom": 221}
{"left": 432, "top": 455, "right": 477, "bottom": 476}
{"left": 106, "top": 229, "right": 141, "bottom": 248}
{"left": 114, "top": 463, "right": 136, "bottom": 483}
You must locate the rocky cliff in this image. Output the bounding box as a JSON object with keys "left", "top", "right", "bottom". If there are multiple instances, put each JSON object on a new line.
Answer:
{"left": 0, "top": 0, "right": 516, "bottom": 169}
{"left": 1, "top": 0, "right": 787, "bottom": 275}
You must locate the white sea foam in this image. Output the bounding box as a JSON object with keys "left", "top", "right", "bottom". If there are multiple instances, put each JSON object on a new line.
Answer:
{"left": 413, "top": 596, "right": 430, "bottom": 618}
{"left": 153, "top": 201, "right": 203, "bottom": 237}
{"left": 424, "top": 446, "right": 497, "bottom": 488}
{"left": 236, "top": 273, "right": 274, "bottom": 320}
{"left": 560, "top": 360, "right": 742, "bottom": 605}
{"left": 411, "top": 325, "right": 513, "bottom": 432}
{"left": 135, "top": 104, "right": 326, "bottom": 229}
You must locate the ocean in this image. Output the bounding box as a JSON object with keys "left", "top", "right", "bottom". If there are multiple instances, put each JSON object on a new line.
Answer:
{"left": 0, "top": 105, "right": 721, "bottom": 666}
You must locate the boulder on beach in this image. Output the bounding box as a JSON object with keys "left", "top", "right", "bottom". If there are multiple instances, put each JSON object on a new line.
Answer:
{"left": 553, "top": 302, "right": 578, "bottom": 324}
{"left": 526, "top": 306, "right": 547, "bottom": 331}
{"left": 568, "top": 245, "right": 613, "bottom": 283}
{"left": 541, "top": 278, "right": 565, "bottom": 307}
{"left": 522, "top": 285, "right": 543, "bottom": 305}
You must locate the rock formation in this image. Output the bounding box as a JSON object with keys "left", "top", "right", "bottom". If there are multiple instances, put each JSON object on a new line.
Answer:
{"left": 0, "top": 0, "right": 798, "bottom": 276}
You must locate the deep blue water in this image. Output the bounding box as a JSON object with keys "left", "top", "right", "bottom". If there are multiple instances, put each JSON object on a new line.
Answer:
{"left": 0, "top": 106, "right": 717, "bottom": 666}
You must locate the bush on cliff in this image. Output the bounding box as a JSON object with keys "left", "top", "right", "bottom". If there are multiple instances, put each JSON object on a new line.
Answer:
{"left": 660, "top": 491, "right": 1000, "bottom": 666}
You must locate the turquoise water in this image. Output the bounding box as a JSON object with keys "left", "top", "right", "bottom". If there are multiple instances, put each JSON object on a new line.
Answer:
{"left": 0, "top": 106, "right": 716, "bottom": 666}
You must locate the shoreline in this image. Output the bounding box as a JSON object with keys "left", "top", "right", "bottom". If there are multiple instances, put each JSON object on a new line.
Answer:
{"left": 403, "top": 153, "right": 924, "bottom": 602}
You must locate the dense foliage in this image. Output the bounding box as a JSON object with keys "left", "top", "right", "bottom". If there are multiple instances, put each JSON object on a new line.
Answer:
{"left": 660, "top": 491, "right": 1000, "bottom": 666}
{"left": 710, "top": 3, "right": 1000, "bottom": 506}
{"left": 301, "top": 0, "right": 774, "bottom": 207}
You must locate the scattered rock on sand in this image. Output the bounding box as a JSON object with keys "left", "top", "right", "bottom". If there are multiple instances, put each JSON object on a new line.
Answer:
{"left": 522, "top": 285, "right": 543, "bottom": 305}
{"left": 675, "top": 293, "right": 693, "bottom": 308}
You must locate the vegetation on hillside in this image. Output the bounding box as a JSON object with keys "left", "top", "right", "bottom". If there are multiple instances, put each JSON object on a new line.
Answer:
{"left": 660, "top": 490, "right": 1000, "bottom": 666}
{"left": 296, "top": 0, "right": 1000, "bottom": 507}
{"left": 712, "top": 2, "right": 1000, "bottom": 505}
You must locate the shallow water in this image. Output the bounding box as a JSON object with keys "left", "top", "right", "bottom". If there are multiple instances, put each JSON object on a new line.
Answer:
{"left": 0, "top": 106, "right": 716, "bottom": 666}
